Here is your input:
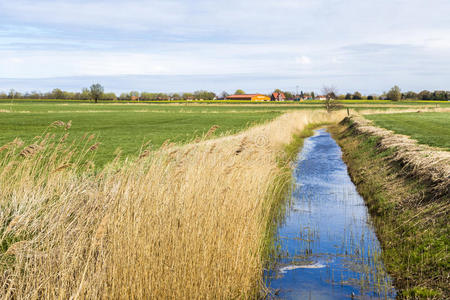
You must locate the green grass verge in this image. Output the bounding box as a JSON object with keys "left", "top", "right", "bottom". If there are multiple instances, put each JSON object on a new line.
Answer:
{"left": 366, "top": 112, "right": 450, "bottom": 150}
{"left": 331, "top": 124, "right": 449, "bottom": 299}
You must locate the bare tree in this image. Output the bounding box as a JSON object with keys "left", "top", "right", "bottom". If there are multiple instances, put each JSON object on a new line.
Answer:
{"left": 322, "top": 86, "right": 341, "bottom": 112}
{"left": 90, "top": 83, "right": 104, "bottom": 103}
{"left": 220, "top": 91, "right": 229, "bottom": 99}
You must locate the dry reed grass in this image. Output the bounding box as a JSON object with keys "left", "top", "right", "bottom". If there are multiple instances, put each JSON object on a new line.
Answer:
{"left": 0, "top": 110, "right": 345, "bottom": 299}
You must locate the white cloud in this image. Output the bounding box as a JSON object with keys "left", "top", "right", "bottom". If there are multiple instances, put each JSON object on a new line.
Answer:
{"left": 295, "top": 56, "right": 312, "bottom": 65}
{"left": 0, "top": 1, "right": 186, "bottom": 32}
{"left": 0, "top": 0, "right": 449, "bottom": 93}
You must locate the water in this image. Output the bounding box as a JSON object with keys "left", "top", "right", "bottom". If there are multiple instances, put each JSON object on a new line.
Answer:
{"left": 266, "top": 129, "right": 396, "bottom": 299}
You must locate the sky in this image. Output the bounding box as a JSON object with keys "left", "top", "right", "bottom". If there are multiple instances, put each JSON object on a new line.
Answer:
{"left": 0, "top": 0, "right": 449, "bottom": 95}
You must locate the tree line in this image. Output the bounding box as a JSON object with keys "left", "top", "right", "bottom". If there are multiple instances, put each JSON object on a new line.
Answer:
{"left": 1, "top": 85, "right": 449, "bottom": 101}
{"left": 1, "top": 86, "right": 219, "bottom": 101}
{"left": 340, "top": 86, "right": 450, "bottom": 101}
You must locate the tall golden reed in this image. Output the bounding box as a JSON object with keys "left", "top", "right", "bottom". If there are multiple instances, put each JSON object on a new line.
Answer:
{"left": 0, "top": 110, "right": 344, "bottom": 299}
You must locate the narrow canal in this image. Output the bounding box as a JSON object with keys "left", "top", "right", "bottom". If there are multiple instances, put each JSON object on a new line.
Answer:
{"left": 267, "top": 129, "right": 396, "bottom": 299}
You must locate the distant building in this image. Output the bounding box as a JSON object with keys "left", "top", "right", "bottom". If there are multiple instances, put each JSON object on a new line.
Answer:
{"left": 316, "top": 95, "right": 327, "bottom": 100}
{"left": 300, "top": 96, "right": 314, "bottom": 101}
{"left": 226, "top": 94, "right": 271, "bottom": 101}
{"left": 271, "top": 92, "right": 286, "bottom": 101}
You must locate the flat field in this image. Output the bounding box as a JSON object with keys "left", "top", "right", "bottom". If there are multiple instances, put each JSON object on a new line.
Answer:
{"left": 366, "top": 112, "right": 450, "bottom": 150}
{"left": 0, "top": 102, "right": 287, "bottom": 166}
{"left": 1, "top": 101, "right": 448, "bottom": 165}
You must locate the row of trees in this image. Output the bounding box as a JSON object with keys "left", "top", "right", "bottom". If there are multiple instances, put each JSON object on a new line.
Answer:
{"left": 261, "top": 87, "right": 449, "bottom": 101}
{"left": 1, "top": 85, "right": 449, "bottom": 102}
{"left": 396, "top": 89, "right": 449, "bottom": 101}
{"left": 1, "top": 86, "right": 112, "bottom": 102}
{"left": 0, "top": 87, "right": 332, "bottom": 102}
{"left": 339, "top": 87, "right": 450, "bottom": 101}
{"left": 378, "top": 86, "right": 450, "bottom": 101}
{"left": 1, "top": 86, "right": 220, "bottom": 101}
{"left": 2, "top": 88, "right": 282, "bottom": 101}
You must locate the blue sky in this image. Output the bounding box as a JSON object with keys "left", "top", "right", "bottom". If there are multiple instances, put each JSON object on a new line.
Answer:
{"left": 1, "top": 0, "right": 449, "bottom": 94}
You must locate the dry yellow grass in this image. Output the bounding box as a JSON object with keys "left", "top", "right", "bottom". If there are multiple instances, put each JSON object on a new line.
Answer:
{"left": 0, "top": 110, "right": 345, "bottom": 299}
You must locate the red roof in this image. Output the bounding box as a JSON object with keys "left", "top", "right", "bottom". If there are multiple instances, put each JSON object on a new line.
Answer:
{"left": 226, "top": 94, "right": 262, "bottom": 99}
{"left": 272, "top": 92, "right": 286, "bottom": 99}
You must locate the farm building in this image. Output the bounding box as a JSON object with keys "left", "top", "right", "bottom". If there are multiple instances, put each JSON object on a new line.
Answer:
{"left": 271, "top": 92, "right": 286, "bottom": 101}
{"left": 226, "top": 94, "right": 271, "bottom": 101}
{"left": 315, "top": 95, "right": 336, "bottom": 100}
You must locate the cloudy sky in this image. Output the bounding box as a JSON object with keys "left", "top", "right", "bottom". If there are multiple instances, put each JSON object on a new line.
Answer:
{"left": 1, "top": 0, "right": 449, "bottom": 94}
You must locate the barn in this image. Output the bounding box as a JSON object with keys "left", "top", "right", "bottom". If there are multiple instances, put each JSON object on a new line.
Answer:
{"left": 271, "top": 92, "right": 286, "bottom": 101}
{"left": 316, "top": 95, "right": 328, "bottom": 100}
{"left": 226, "top": 94, "right": 271, "bottom": 101}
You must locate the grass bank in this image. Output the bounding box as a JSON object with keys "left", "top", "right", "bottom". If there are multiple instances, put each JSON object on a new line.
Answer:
{"left": 0, "top": 110, "right": 344, "bottom": 298}
{"left": 331, "top": 118, "right": 449, "bottom": 299}
{"left": 366, "top": 112, "right": 450, "bottom": 150}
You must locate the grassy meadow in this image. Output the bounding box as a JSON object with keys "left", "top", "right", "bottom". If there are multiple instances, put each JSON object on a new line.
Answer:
{"left": 1, "top": 101, "right": 448, "bottom": 166}
{"left": 0, "top": 102, "right": 289, "bottom": 166}
{"left": 2, "top": 100, "right": 427, "bottom": 166}
{"left": 366, "top": 112, "right": 450, "bottom": 150}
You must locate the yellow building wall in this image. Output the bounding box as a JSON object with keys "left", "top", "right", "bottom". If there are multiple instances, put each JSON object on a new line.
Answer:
{"left": 251, "top": 95, "right": 271, "bottom": 101}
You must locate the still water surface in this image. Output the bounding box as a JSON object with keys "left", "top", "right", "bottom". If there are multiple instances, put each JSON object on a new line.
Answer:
{"left": 267, "top": 129, "right": 396, "bottom": 299}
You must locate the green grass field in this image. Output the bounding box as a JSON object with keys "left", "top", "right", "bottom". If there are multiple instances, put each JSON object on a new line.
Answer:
{"left": 1, "top": 101, "right": 448, "bottom": 166}
{"left": 366, "top": 112, "right": 450, "bottom": 150}
{"left": 0, "top": 102, "right": 285, "bottom": 167}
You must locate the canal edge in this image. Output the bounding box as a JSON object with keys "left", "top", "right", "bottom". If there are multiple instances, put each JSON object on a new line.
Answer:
{"left": 329, "top": 117, "right": 448, "bottom": 299}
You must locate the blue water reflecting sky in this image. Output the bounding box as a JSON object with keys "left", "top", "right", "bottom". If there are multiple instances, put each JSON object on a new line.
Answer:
{"left": 267, "top": 129, "right": 396, "bottom": 300}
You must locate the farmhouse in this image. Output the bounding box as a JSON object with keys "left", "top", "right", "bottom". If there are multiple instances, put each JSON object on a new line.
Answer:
{"left": 271, "top": 92, "right": 286, "bottom": 101}
{"left": 226, "top": 94, "right": 271, "bottom": 101}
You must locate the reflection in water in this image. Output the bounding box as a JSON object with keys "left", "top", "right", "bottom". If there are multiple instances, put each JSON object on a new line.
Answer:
{"left": 266, "top": 129, "right": 396, "bottom": 299}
